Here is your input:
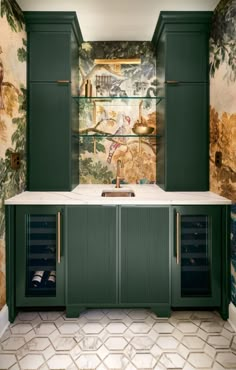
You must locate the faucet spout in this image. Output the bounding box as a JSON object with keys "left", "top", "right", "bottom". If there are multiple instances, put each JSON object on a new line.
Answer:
{"left": 115, "top": 160, "right": 124, "bottom": 188}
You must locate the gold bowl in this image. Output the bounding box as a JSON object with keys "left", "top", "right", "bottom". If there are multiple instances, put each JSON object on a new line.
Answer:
{"left": 132, "top": 126, "right": 154, "bottom": 135}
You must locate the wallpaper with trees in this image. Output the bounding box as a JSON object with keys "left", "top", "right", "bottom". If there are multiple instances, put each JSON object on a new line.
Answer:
{"left": 0, "top": 0, "right": 26, "bottom": 308}
{"left": 209, "top": 0, "right": 236, "bottom": 305}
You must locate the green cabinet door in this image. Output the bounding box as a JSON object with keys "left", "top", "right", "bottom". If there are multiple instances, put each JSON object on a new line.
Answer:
{"left": 120, "top": 206, "right": 170, "bottom": 314}
{"left": 28, "top": 82, "right": 72, "bottom": 191}
{"left": 15, "top": 205, "right": 65, "bottom": 307}
{"left": 66, "top": 206, "right": 117, "bottom": 313}
{"left": 171, "top": 206, "right": 222, "bottom": 308}
{"left": 164, "top": 83, "right": 209, "bottom": 191}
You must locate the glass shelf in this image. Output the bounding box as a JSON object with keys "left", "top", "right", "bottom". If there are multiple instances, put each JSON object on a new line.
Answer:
{"left": 72, "top": 95, "right": 164, "bottom": 106}
{"left": 73, "top": 133, "right": 161, "bottom": 138}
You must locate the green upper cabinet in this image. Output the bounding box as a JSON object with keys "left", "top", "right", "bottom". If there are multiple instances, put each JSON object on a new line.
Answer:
{"left": 66, "top": 206, "right": 117, "bottom": 312}
{"left": 152, "top": 12, "right": 212, "bottom": 191}
{"left": 120, "top": 206, "right": 170, "bottom": 316}
{"left": 24, "top": 12, "right": 83, "bottom": 191}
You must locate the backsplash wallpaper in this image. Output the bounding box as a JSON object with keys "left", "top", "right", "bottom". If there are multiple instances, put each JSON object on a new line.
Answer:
{"left": 78, "top": 42, "right": 157, "bottom": 184}
{"left": 0, "top": 0, "right": 26, "bottom": 309}
{"left": 209, "top": 0, "right": 236, "bottom": 305}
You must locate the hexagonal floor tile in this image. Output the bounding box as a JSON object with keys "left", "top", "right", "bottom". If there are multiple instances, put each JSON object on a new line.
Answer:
{"left": 153, "top": 322, "right": 175, "bottom": 334}
{"left": 106, "top": 322, "right": 127, "bottom": 334}
{"left": 75, "top": 354, "right": 101, "bottom": 369}
{"left": 82, "top": 322, "right": 104, "bottom": 334}
{"left": 18, "top": 312, "right": 39, "bottom": 321}
{"left": 132, "top": 353, "right": 156, "bottom": 369}
{"left": 47, "top": 354, "right": 72, "bottom": 369}
{"left": 104, "top": 354, "right": 129, "bottom": 369}
{"left": 106, "top": 309, "right": 128, "bottom": 320}
{"left": 83, "top": 309, "right": 104, "bottom": 320}
{"left": 182, "top": 336, "right": 205, "bottom": 349}
{"left": 130, "top": 336, "right": 154, "bottom": 350}
{"left": 0, "top": 354, "right": 17, "bottom": 369}
{"left": 105, "top": 336, "right": 128, "bottom": 350}
{"left": 129, "top": 322, "right": 150, "bottom": 334}
{"left": 39, "top": 311, "right": 62, "bottom": 321}
{"left": 207, "top": 335, "right": 231, "bottom": 349}
{"left": 1, "top": 336, "right": 25, "bottom": 350}
{"left": 177, "top": 322, "right": 198, "bottom": 333}
{"left": 11, "top": 324, "right": 32, "bottom": 334}
{"left": 188, "top": 352, "right": 213, "bottom": 368}
{"left": 52, "top": 337, "right": 76, "bottom": 351}
{"left": 159, "top": 353, "right": 185, "bottom": 368}
{"left": 34, "top": 323, "right": 56, "bottom": 335}
{"left": 128, "top": 309, "right": 149, "bottom": 320}
{"left": 58, "top": 322, "right": 79, "bottom": 334}
{"left": 27, "top": 337, "right": 51, "bottom": 351}
{"left": 19, "top": 354, "right": 44, "bottom": 369}
{"left": 200, "top": 321, "right": 224, "bottom": 333}
{"left": 157, "top": 336, "right": 179, "bottom": 350}
{"left": 216, "top": 352, "right": 236, "bottom": 368}
{"left": 79, "top": 336, "right": 103, "bottom": 351}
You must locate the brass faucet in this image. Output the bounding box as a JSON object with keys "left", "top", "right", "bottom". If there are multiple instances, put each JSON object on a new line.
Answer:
{"left": 115, "top": 160, "right": 124, "bottom": 188}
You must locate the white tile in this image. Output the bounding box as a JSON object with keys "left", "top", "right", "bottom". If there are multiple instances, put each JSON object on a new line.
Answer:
{"left": 79, "top": 336, "right": 103, "bottom": 351}
{"left": 215, "top": 352, "right": 236, "bottom": 368}
{"left": 96, "top": 345, "right": 110, "bottom": 360}
{"left": 26, "top": 337, "right": 51, "bottom": 351}
{"left": 104, "top": 354, "right": 129, "bottom": 369}
{"left": 129, "top": 322, "right": 150, "bottom": 334}
{"left": 177, "top": 322, "right": 198, "bottom": 333}
{"left": 171, "top": 311, "right": 192, "bottom": 320}
{"left": 11, "top": 324, "right": 32, "bottom": 334}
{"left": 105, "top": 336, "right": 128, "bottom": 350}
{"left": 18, "top": 312, "right": 39, "bottom": 321}
{"left": 58, "top": 323, "right": 79, "bottom": 334}
{"left": 182, "top": 335, "right": 205, "bottom": 349}
{"left": 124, "top": 344, "right": 136, "bottom": 360}
{"left": 153, "top": 322, "right": 174, "bottom": 333}
{"left": 207, "top": 335, "right": 231, "bottom": 349}
{"left": 34, "top": 323, "right": 56, "bottom": 335}
{"left": 106, "top": 309, "right": 128, "bottom": 320}
{"left": 188, "top": 352, "right": 213, "bottom": 368}
{"left": 128, "top": 309, "right": 149, "bottom": 320}
{"left": 106, "top": 323, "right": 127, "bottom": 334}
{"left": 150, "top": 344, "right": 162, "bottom": 358}
{"left": 82, "top": 322, "right": 104, "bottom": 334}
{"left": 75, "top": 354, "right": 101, "bottom": 369}
{"left": 83, "top": 309, "right": 105, "bottom": 320}
{"left": 178, "top": 344, "right": 190, "bottom": 359}
{"left": 130, "top": 336, "right": 154, "bottom": 350}
{"left": 157, "top": 336, "right": 179, "bottom": 350}
{"left": 19, "top": 354, "right": 44, "bottom": 369}
{"left": 39, "top": 312, "right": 63, "bottom": 321}
{"left": 132, "top": 353, "right": 156, "bottom": 369}
{"left": 190, "top": 311, "right": 219, "bottom": 320}
{"left": 42, "top": 345, "right": 56, "bottom": 361}
{"left": 159, "top": 353, "right": 185, "bottom": 369}
{"left": 2, "top": 337, "right": 25, "bottom": 350}
{"left": 0, "top": 354, "right": 17, "bottom": 369}
{"left": 9, "top": 364, "right": 21, "bottom": 370}
{"left": 47, "top": 354, "right": 73, "bottom": 369}
{"left": 52, "top": 337, "right": 76, "bottom": 351}
{"left": 200, "top": 321, "right": 224, "bottom": 333}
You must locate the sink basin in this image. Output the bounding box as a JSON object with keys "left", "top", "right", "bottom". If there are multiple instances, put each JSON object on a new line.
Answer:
{"left": 101, "top": 189, "right": 135, "bottom": 197}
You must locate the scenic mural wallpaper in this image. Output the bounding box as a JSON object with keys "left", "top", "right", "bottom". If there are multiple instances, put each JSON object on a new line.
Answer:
{"left": 210, "top": 0, "right": 236, "bottom": 305}
{"left": 0, "top": 0, "right": 26, "bottom": 308}
{"left": 78, "top": 42, "right": 158, "bottom": 184}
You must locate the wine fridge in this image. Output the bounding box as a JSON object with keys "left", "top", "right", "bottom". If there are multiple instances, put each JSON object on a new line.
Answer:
{"left": 15, "top": 206, "right": 65, "bottom": 306}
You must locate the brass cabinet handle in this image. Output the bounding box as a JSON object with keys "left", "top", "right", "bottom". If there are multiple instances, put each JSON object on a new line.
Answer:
{"left": 57, "top": 80, "right": 70, "bottom": 84}
{"left": 166, "top": 80, "right": 179, "bottom": 84}
{"left": 57, "top": 212, "right": 61, "bottom": 264}
{"left": 176, "top": 212, "right": 181, "bottom": 265}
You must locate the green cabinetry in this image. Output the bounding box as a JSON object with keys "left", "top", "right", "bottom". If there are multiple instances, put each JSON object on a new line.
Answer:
{"left": 171, "top": 205, "right": 230, "bottom": 319}
{"left": 152, "top": 12, "right": 212, "bottom": 191}
{"left": 24, "top": 12, "right": 83, "bottom": 191}
{"left": 120, "top": 206, "right": 170, "bottom": 315}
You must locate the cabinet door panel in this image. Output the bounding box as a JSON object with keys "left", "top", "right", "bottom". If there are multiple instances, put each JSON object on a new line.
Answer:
{"left": 165, "top": 83, "right": 208, "bottom": 191}
{"left": 172, "top": 206, "right": 221, "bottom": 307}
{"left": 67, "top": 206, "right": 117, "bottom": 304}
{"left": 121, "top": 207, "right": 169, "bottom": 304}
{"left": 166, "top": 32, "right": 208, "bottom": 82}
{"left": 15, "top": 206, "right": 65, "bottom": 306}
{"left": 29, "top": 32, "right": 71, "bottom": 81}
{"left": 28, "top": 82, "right": 71, "bottom": 191}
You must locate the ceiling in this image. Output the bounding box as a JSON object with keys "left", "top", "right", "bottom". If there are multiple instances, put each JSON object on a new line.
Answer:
{"left": 17, "top": 0, "right": 220, "bottom": 41}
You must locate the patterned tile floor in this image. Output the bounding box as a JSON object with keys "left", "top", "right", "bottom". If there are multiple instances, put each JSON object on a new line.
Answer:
{"left": 0, "top": 309, "right": 236, "bottom": 369}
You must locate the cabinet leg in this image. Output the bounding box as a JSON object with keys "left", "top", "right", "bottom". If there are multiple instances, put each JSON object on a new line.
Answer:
{"left": 151, "top": 305, "right": 171, "bottom": 318}
{"left": 66, "top": 306, "right": 86, "bottom": 318}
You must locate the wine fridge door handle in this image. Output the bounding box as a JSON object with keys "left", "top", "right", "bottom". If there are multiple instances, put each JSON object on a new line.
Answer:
{"left": 176, "top": 212, "right": 181, "bottom": 265}
{"left": 57, "top": 212, "right": 61, "bottom": 264}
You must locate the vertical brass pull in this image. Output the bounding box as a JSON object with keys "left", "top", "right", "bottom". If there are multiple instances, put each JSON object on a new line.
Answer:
{"left": 57, "top": 212, "right": 61, "bottom": 264}
{"left": 176, "top": 212, "right": 181, "bottom": 265}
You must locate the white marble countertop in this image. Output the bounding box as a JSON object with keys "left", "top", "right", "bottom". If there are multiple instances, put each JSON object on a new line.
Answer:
{"left": 5, "top": 184, "right": 231, "bottom": 205}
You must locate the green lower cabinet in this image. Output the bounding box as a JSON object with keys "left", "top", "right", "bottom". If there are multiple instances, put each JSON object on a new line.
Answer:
{"left": 171, "top": 205, "right": 229, "bottom": 318}
{"left": 15, "top": 206, "right": 65, "bottom": 308}
{"left": 66, "top": 206, "right": 117, "bottom": 317}
{"left": 120, "top": 206, "right": 170, "bottom": 316}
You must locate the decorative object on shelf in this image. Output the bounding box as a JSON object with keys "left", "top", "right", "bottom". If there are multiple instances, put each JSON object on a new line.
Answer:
{"left": 85, "top": 79, "right": 92, "bottom": 97}
{"left": 47, "top": 270, "right": 56, "bottom": 287}
{"left": 32, "top": 271, "right": 45, "bottom": 287}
